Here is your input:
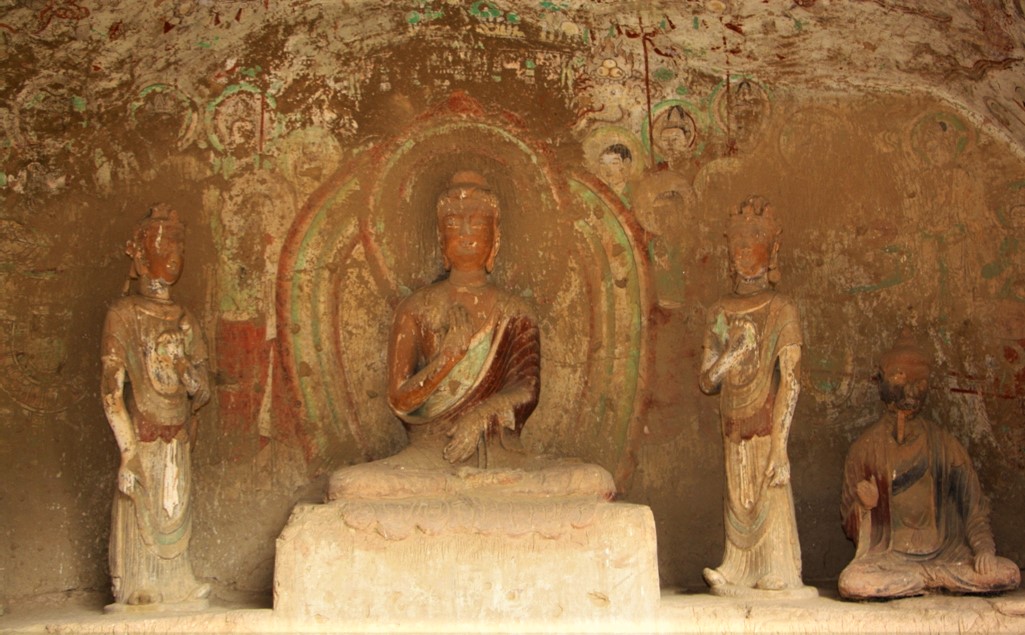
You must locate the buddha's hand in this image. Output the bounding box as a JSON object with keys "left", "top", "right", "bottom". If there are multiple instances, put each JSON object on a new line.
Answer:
{"left": 975, "top": 552, "right": 997, "bottom": 575}
{"left": 444, "top": 406, "right": 493, "bottom": 464}
{"left": 440, "top": 305, "right": 475, "bottom": 362}
{"left": 118, "top": 452, "right": 143, "bottom": 496}
{"left": 856, "top": 476, "right": 879, "bottom": 510}
{"left": 764, "top": 452, "right": 791, "bottom": 487}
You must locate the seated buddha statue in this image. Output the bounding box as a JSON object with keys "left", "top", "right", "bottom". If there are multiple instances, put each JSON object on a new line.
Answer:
{"left": 838, "top": 329, "right": 1021, "bottom": 599}
{"left": 327, "top": 171, "right": 614, "bottom": 501}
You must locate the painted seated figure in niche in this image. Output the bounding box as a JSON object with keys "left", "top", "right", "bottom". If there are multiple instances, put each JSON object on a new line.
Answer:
{"left": 699, "top": 196, "right": 815, "bottom": 597}
{"left": 327, "top": 171, "right": 614, "bottom": 501}
{"left": 839, "top": 330, "right": 1021, "bottom": 599}
{"left": 100, "top": 204, "right": 211, "bottom": 610}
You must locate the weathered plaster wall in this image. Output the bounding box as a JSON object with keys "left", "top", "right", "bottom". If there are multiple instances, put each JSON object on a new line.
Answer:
{"left": 2, "top": 0, "right": 1025, "bottom": 607}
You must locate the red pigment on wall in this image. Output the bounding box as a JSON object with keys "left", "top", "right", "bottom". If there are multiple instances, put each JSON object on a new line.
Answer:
{"left": 216, "top": 319, "right": 270, "bottom": 434}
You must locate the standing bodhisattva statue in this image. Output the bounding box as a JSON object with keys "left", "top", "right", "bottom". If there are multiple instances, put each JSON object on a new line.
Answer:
{"left": 699, "top": 196, "right": 813, "bottom": 597}
{"left": 101, "top": 204, "right": 211, "bottom": 610}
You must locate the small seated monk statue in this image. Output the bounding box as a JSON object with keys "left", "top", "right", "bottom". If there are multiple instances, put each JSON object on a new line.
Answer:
{"left": 838, "top": 329, "right": 1021, "bottom": 600}
{"left": 327, "top": 171, "right": 614, "bottom": 501}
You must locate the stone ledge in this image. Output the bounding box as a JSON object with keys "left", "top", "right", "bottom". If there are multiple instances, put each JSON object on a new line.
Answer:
{"left": 5, "top": 589, "right": 1025, "bottom": 634}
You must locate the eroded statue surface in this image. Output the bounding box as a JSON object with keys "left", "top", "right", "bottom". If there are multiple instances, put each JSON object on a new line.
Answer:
{"left": 326, "top": 171, "right": 614, "bottom": 502}
{"left": 839, "top": 330, "right": 1021, "bottom": 600}
{"left": 698, "top": 196, "right": 814, "bottom": 598}
{"left": 100, "top": 204, "right": 211, "bottom": 610}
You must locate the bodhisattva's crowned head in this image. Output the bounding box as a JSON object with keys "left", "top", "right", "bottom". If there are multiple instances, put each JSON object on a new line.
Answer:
{"left": 878, "top": 328, "right": 932, "bottom": 416}
{"left": 436, "top": 171, "right": 501, "bottom": 274}
{"left": 127, "top": 203, "right": 186, "bottom": 290}
{"left": 725, "top": 195, "right": 782, "bottom": 289}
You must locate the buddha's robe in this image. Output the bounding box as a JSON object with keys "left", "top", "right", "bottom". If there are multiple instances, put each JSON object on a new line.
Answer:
{"left": 390, "top": 288, "right": 540, "bottom": 442}
{"left": 327, "top": 282, "right": 616, "bottom": 502}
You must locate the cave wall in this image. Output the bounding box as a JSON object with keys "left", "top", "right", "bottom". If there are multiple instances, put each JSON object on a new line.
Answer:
{"left": 2, "top": 0, "right": 1025, "bottom": 606}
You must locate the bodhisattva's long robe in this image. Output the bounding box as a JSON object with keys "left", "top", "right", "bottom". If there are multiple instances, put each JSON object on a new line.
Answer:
{"left": 102, "top": 295, "right": 206, "bottom": 604}
{"left": 703, "top": 291, "right": 804, "bottom": 590}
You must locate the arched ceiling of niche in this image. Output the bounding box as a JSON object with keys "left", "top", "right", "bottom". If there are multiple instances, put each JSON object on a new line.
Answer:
{"left": 0, "top": 0, "right": 1023, "bottom": 153}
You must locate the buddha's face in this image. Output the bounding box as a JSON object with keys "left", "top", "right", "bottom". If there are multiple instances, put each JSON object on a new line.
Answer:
{"left": 879, "top": 364, "right": 929, "bottom": 415}
{"left": 439, "top": 203, "right": 496, "bottom": 273}
{"left": 727, "top": 222, "right": 773, "bottom": 281}
{"left": 139, "top": 223, "right": 185, "bottom": 285}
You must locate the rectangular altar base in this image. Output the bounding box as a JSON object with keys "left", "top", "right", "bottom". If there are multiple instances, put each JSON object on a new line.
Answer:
{"left": 273, "top": 500, "right": 660, "bottom": 622}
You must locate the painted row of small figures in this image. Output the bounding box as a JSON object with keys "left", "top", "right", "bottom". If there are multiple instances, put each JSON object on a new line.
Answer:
{"left": 101, "top": 176, "right": 1019, "bottom": 611}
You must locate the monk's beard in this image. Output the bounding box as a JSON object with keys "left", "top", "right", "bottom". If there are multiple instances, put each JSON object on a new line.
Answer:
{"left": 879, "top": 380, "right": 924, "bottom": 414}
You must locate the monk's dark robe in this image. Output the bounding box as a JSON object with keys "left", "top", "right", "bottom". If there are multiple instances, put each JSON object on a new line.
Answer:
{"left": 839, "top": 414, "right": 1020, "bottom": 599}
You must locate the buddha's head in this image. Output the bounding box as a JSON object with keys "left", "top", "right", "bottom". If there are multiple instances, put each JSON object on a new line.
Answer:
{"left": 878, "top": 328, "right": 932, "bottom": 416}
{"left": 725, "top": 195, "right": 781, "bottom": 288}
{"left": 436, "top": 171, "right": 501, "bottom": 274}
{"left": 127, "top": 203, "right": 185, "bottom": 288}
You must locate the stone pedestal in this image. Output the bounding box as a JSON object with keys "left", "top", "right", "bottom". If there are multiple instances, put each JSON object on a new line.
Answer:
{"left": 273, "top": 496, "right": 659, "bottom": 622}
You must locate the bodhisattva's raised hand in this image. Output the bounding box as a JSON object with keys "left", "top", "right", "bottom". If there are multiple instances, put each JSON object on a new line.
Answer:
{"left": 705, "top": 319, "right": 758, "bottom": 385}
{"left": 724, "top": 320, "right": 757, "bottom": 364}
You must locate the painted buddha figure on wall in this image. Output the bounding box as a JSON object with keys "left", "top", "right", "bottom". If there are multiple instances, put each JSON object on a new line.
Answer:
{"left": 839, "top": 330, "right": 1020, "bottom": 599}
{"left": 327, "top": 171, "right": 614, "bottom": 501}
